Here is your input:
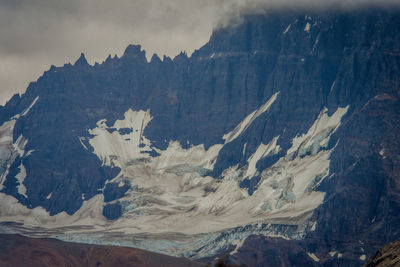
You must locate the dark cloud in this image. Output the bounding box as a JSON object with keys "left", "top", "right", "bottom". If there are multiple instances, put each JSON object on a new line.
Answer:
{"left": 1, "top": 0, "right": 399, "bottom": 105}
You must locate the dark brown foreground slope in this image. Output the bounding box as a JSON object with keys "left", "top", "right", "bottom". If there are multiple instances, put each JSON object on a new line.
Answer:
{"left": 365, "top": 239, "right": 400, "bottom": 267}
{"left": 0, "top": 234, "right": 204, "bottom": 267}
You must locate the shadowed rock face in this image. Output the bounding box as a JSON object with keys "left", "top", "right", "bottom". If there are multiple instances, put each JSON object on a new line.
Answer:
{"left": 0, "top": 234, "right": 204, "bottom": 267}
{"left": 0, "top": 7, "right": 400, "bottom": 267}
{"left": 226, "top": 236, "right": 318, "bottom": 267}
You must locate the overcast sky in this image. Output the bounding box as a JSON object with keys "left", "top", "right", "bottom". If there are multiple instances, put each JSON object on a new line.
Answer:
{"left": 1, "top": 0, "right": 399, "bottom": 105}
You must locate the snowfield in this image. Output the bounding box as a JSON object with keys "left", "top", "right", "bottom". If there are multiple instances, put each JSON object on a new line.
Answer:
{"left": 0, "top": 92, "right": 349, "bottom": 258}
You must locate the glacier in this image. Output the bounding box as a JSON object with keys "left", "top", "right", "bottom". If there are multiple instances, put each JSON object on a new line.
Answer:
{"left": 0, "top": 90, "right": 349, "bottom": 258}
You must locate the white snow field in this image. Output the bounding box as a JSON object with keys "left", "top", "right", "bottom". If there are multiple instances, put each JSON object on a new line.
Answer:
{"left": 0, "top": 93, "right": 349, "bottom": 258}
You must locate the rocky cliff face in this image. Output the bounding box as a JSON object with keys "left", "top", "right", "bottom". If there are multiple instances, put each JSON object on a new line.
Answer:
{"left": 0, "top": 7, "right": 399, "bottom": 267}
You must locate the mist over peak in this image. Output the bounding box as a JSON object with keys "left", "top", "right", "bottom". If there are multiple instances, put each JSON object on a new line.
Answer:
{"left": 215, "top": 0, "right": 400, "bottom": 29}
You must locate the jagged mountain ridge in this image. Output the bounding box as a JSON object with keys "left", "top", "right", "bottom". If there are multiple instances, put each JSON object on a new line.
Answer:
{"left": 0, "top": 7, "right": 400, "bottom": 266}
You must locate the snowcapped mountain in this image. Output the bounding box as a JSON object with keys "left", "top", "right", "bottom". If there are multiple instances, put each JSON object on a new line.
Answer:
{"left": 1, "top": 8, "right": 400, "bottom": 266}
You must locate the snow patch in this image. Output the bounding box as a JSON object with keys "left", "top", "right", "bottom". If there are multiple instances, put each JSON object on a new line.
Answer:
{"left": 0, "top": 117, "right": 30, "bottom": 191}
{"left": 379, "top": 149, "right": 386, "bottom": 159}
{"left": 0, "top": 193, "right": 106, "bottom": 230}
{"left": 254, "top": 146, "right": 331, "bottom": 214}
{"left": 25, "top": 150, "right": 35, "bottom": 157}
{"left": 329, "top": 251, "right": 337, "bottom": 257}
{"left": 245, "top": 136, "right": 280, "bottom": 178}
{"left": 283, "top": 24, "right": 291, "bottom": 34}
{"left": 21, "top": 96, "right": 39, "bottom": 117}
{"left": 308, "top": 252, "right": 320, "bottom": 262}
{"left": 11, "top": 96, "right": 40, "bottom": 120}
{"left": 242, "top": 143, "right": 247, "bottom": 156}
{"left": 287, "top": 106, "right": 349, "bottom": 157}
{"left": 13, "top": 135, "right": 28, "bottom": 157}
{"left": 0, "top": 97, "right": 38, "bottom": 191}
{"left": 223, "top": 92, "right": 279, "bottom": 144}
{"left": 0, "top": 120, "right": 16, "bottom": 191}
{"left": 310, "top": 221, "right": 317, "bottom": 231}
{"left": 329, "top": 81, "right": 336, "bottom": 94}
{"left": 304, "top": 22, "right": 311, "bottom": 33}
{"left": 78, "top": 137, "right": 88, "bottom": 150}
{"left": 266, "top": 234, "right": 290, "bottom": 240}
{"left": 15, "top": 163, "right": 27, "bottom": 198}
{"left": 230, "top": 237, "right": 247, "bottom": 255}
{"left": 88, "top": 109, "right": 154, "bottom": 167}
{"left": 311, "top": 33, "right": 320, "bottom": 54}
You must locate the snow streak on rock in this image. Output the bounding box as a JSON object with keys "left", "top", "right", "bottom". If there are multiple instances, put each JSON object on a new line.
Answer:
{"left": 245, "top": 136, "right": 280, "bottom": 178}
{"left": 0, "top": 97, "right": 38, "bottom": 192}
{"left": 223, "top": 92, "right": 279, "bottom": 144}
{"left": 287, "top": 106, "right": 349, "bottom": 157}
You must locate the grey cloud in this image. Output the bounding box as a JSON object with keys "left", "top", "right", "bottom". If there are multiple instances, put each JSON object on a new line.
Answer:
{"left": 0, "top": 0, "right": 227, "bottom": 104}
{"left": 1, "top": 0, "right": 399, "bottom": 105}
{"left": 216, "top": 0, "right": 400, "bottom": 28}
